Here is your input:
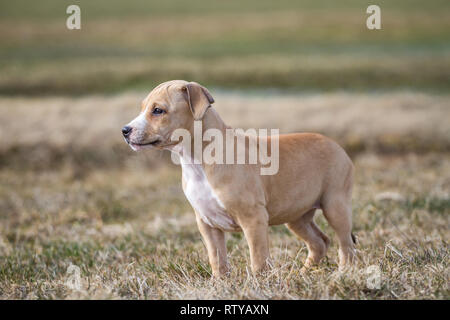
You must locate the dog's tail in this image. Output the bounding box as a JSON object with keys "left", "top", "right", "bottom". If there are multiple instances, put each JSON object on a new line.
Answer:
{"left": 351, "top": 233, "right": 357, "bottom": 245}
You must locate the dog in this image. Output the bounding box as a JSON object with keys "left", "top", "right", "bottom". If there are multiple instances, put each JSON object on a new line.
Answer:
{"left": 122, "top": 80, "right": 356, "bottom": 277}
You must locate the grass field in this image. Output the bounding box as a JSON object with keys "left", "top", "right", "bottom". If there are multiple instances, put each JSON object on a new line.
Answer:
{"left": 0, "top": 92, "right": 448, "bottom": 299}
{"left": 1, "top": 0, "right": 449, "bottom": 94}
{"left": 0, "top": 0, "right": 449, "bottom": 300}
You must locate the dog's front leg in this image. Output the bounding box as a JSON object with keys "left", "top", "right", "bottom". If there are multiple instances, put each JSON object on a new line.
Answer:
{"left": 195, "top": 213, "right": 229, "bottom": 277}
{"left": 239, "top": 207, "right": 270, "bottom": 274}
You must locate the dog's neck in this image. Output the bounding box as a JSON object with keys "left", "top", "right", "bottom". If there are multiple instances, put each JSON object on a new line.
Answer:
{"left": 170, "top": 107, "right": 230, "bottom": 166}
{"left": 201, "top": 107, "right": 230, "bottom": 133}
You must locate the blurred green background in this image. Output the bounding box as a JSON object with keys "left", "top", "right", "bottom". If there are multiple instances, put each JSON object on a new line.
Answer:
{"left": 0, "top": 0, "right": 449, "bottom": 94}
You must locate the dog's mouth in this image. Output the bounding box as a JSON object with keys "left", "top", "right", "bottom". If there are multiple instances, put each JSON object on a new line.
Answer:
{"left": 132, "top": 140, "right": 160, "bottom": 146}
{"left": 126, "top": 137, "right": 181, "bottom": 151}
{"left": 127, "top": 139, "right": 161, "bottom": 150}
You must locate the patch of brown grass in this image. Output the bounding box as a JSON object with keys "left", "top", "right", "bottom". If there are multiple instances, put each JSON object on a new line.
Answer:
{"left": 0, "top": 91, "right": 448, "bottom": 171}
{"left": 0, "top": 152, "right": 448, "bottom": 299}
{"left": 0, "top": 91, "right": 448, "bottom": 299}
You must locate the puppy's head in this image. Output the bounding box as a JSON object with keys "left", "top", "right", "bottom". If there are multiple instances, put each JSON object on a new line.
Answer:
{"left": 122, "top": 80, "right": 214, "bottom": 151}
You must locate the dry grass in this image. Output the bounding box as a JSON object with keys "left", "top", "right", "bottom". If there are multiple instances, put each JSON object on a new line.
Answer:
{"left": 0, "top": 91, "right": 448, "bottom": 168}
{"left": 0, "top": 91, "right": 449, "bottom": 299}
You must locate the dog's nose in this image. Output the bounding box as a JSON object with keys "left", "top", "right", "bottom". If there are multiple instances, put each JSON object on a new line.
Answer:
{"left": 122, "top": 126, "right": 132, "bottom": 138}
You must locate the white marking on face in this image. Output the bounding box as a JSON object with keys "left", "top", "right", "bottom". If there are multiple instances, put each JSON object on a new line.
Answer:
{"left": 127, "top": 105, "right": 149, "bottom": 132}
{"left": 180, "top": 155, "right": 239, "bottom": 232}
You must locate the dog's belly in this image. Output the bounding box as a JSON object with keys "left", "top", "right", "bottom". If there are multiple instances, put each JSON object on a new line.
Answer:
{"left": 268, "top": 204, "right": 320, "bottom": 225}
{"left": 181, "top": 163, "right": 239, "bottom": 232}
{"left": 266, "top": 193, "right": 322, "bottom": 225}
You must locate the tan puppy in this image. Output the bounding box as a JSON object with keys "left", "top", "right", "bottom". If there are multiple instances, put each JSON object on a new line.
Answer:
{"left": 122, "top": 80, "right": 356, "bottom": 277}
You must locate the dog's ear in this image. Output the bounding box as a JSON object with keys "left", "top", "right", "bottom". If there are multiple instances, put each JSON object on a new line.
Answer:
{"left": 184, "top": 82, "right": 214, "bottom": 120}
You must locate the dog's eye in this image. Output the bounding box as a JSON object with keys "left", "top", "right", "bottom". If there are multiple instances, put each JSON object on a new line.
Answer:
{"left": 152, "top": 107, "right": 165, "bottom": 115}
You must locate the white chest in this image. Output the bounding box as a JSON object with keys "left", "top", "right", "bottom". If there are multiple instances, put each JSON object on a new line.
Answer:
{"left": 181, "top": 162, "right": 238, "bottom": 231}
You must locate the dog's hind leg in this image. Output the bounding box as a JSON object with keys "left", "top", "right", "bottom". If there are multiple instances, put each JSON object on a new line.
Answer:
{"left": 321, "top": 163, "right": 356, "bottom": 269}
{"left": 321, "top": 195, "right": 356, "bottom": 269}
{"left": 287, "top": 209, "right": 330, "bottom": 270}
